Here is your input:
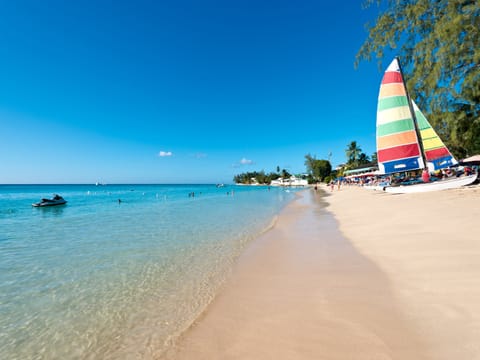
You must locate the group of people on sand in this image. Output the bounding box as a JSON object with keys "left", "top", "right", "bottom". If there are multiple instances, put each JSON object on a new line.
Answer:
{"left": 316, "top": 164, "right": 477, "bottom": 190}
{"left": 414, "top": 165, "right": 477, "bottom": 184}
{"left": 429, "top": 168, "right": 456, "bottom": 180}
{"left": 404, "top": 166, "right": 472, "bottom": 184}
{"left": 328, "top": 180, "right": 342, "bottom": 191}
{"left": 344, "top": 164, "right": 477, "bottom": 187}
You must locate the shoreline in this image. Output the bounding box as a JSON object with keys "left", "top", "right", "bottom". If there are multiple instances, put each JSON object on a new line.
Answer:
{"left": 165, "top": 188, "right": 427, "bottom": 359}
{"left": 1, "top": 184, "right": 297, "bottom": 360}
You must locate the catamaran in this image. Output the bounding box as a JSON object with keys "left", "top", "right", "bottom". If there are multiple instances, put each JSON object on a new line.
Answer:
{"left": 376, "top": 57, "right": 477, "bottom": 193}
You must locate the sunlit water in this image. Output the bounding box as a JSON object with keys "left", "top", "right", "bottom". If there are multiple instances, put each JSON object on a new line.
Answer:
{"left": 0, "top": 184, "right": 298, "bottom": 359}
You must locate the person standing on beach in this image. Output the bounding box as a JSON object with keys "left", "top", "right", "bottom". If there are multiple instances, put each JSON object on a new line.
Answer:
{"left": 422, "top": 168, "right": 430, "bottom": 183}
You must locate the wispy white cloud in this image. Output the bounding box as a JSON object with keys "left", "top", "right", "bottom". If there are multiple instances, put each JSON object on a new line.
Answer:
{"left": 158, "top": 151, "right": 173, "bottom": 157}
{"left": 240, "top": 157, "right": 253, "bottom": 165}
{"left": 195, "top": 152, "right": 207, "bottom": 159}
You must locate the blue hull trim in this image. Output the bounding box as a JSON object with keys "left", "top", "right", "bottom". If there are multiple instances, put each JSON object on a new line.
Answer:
{"left": 381, "top": 157, "right": 423, "bottom": 174}
{"left": 429, "top": 156, "right": 456, "bottom": 170}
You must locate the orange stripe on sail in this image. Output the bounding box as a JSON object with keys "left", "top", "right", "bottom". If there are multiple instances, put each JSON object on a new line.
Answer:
{"left": 377, "top": 130, "right": 418, "bottom": 150}
{"left": 379, "top": 83, "right": 406, "bottom": 98}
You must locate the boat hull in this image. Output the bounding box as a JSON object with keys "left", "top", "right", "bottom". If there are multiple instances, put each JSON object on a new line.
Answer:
{"left": 363, "top": 185, "right": 387, "bottom": 191}
{"left": 32, "top": 200, "right": 67, "bottom": 207}
{"left": 384, "top": 173, "right": 478, "bottom": 194}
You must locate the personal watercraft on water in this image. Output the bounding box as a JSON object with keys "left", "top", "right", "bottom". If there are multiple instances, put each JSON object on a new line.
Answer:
{"left": 32, "top": 194, "right": 67, "bottom": 207}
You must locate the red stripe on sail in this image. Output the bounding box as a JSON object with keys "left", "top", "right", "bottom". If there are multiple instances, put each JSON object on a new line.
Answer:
{"left": 381, "top": 72, "right": 403, "bottom": 85}
{"left": 425, "top": 147, "right": 450, "bottom": 161}
{"left": 378, "top": 143, "right": 420, "bottom": 162}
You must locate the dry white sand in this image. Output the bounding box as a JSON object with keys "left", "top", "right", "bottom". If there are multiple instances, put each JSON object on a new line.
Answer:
{"left": 163, "top": 184, "right": 480, "bottom": 359}
{"left": 324, "top": 183, "right": 480, "bottom": 359}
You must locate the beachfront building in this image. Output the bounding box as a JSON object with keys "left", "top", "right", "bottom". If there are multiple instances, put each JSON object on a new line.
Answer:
{"left": 343, "top": 165, "right": 380, "bottom": 184}
{"left": 270, "top": 175, "right": 308, "bottom": 187}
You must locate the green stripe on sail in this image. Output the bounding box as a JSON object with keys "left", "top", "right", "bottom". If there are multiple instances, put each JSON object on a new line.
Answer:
{"left": 377, "top": 118, "right": 415, "bottom": 137}
{"left": 414, "top": 109, "right": 431, "bottom": 130}
{"left": 377, "top": 96, "right": 409, "bottom": 112}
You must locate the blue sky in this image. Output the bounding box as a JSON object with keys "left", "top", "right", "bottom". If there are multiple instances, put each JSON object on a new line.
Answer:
{"left": 0, "top": 0, "right": 385, "bottom": 184}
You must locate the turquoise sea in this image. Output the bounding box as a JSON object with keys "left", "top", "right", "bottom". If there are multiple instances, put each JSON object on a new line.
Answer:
{"left": 0, "top": 184, "right": 298, "bottom": 359}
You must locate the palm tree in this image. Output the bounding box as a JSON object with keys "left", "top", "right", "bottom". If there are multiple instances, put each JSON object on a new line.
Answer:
{"left": 304, "top": 153, "right": 316, "bottom": 178}
{"left": 345, "top": 141, "right": 362, "bottom": 167}
{"left": 281, "top": 169, "right": 290, "bottom": 179}
{"left": 357, "top": 153, "right": 370, "bottom": 165}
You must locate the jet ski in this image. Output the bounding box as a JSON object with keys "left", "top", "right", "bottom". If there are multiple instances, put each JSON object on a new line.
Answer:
{"left": 32, "top": 194, "right": 67, "bottom": 207}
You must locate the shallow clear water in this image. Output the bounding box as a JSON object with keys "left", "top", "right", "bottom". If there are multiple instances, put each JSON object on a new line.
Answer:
{"left": 0, "top": 184, "right": 297, "bottom": 359}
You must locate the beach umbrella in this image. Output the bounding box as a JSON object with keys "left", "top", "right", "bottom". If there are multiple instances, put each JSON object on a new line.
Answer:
{"left": 459, "top": 154, "right": 480, "bottom": 165}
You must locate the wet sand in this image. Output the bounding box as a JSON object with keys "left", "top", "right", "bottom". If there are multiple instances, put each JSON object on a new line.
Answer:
{"left": 165, "top": 189, "right": 427, "bottom": 359}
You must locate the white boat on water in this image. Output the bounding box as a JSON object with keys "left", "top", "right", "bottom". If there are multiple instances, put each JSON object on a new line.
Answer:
{"left": 375, "top": 58, "right": 478, "bottom": 194}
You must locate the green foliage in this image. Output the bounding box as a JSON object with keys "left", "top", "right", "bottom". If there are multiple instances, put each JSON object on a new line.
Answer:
{"left": 233, "top": 170, "right": 281, "bottom": 185}
{"left": 345, "top": 141, "right": 370, "bottom": 168}
{"left": 345, "top": 141, "right": 361, "bottom": 165}
{"left": 281, "top": 168, "right": 291, "bottom": 179}
{"left": 323, "top": 175, "right": 333, "bottom": 184}
{"left": 233, "top": 167, "right": 287, "bottom": 185}
{"left": 304, "top": 153, "right": 332, "bottom": 182}
{"left": 356, "top": 0, "right": 480, "bottom": 157}
{"left": 357, "top": 152, "right": 370, "bottom": 165}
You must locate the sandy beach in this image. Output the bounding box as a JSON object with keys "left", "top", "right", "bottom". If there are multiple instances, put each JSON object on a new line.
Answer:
{"left": 325, "top": 183, "right": 480, "bottom": 359}
{"left": 165, "top": 184, "right": 480, "bottom": 359}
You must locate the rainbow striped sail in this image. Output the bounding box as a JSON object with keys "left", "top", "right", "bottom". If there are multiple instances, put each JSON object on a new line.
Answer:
{"left": 376, "top": 58, "right": 424, "bottom": 174}
{"left": 376, "top": 58, "right": 458, "bottom": 174}
{"left": 413, "top": 101, "right": 457, "bottom": 170}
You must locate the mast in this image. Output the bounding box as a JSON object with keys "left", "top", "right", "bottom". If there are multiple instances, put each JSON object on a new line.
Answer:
{"left": 395, "top": 56, "right": 427, "bottom": 170}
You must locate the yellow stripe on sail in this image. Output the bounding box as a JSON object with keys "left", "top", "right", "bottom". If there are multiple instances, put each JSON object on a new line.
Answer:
{"left": 420, "top": 128, "right": 437, "bottom": 138}
{"left": 422, "top": 137, "right": 444, "bottom": 150}
{"left": 377, "top": 105, "right": 412, "bottom": 125}
{"left": 379, "top": 83, "right": 406, "bottom": 99}
{"left": 377, "top": 130, "right": 418, "bottom": 150}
